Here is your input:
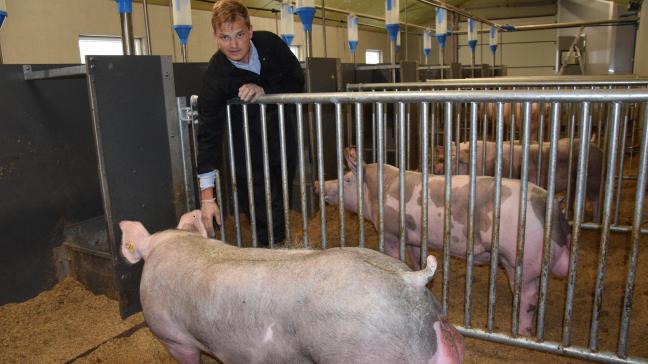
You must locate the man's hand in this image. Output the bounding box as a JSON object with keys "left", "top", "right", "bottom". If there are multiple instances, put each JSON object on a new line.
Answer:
{"left": 200, "top": 199, "right": 221, "bottom": 238}
{"left": 238, "top": 83, "right": 265, "bottom": 103}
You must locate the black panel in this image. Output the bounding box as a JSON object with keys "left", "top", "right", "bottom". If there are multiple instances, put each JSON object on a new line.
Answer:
{"left": 0, "top": 64, "right": 102, "bottom": 305}
{"left": 87, "top": 56, "right": 180, "bottom": 318}
{"left": 173, "top": 62, "right": 208, "bottom": 98}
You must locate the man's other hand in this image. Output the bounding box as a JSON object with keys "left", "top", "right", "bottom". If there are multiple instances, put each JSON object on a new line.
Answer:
{"left": 200, "top": 200, "right": 221, "bottom": 238}
{"left": 239, "top": 83, "right": 265, "bottom": 103}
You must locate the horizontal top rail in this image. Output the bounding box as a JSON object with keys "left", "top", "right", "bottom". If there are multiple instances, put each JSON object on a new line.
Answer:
{"left": 346, "top": 76, "right": 648, "bottom": 90}
{"left": 229, "top": 89, "right": 648, "bottom": 106}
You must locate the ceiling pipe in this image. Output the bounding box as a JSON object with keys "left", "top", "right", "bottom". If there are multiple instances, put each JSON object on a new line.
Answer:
{"left": 508, "top": 17, "right": 638, "bottom": 31}
{"left": 415, "top": 0, "right": 499, "bottom": 28}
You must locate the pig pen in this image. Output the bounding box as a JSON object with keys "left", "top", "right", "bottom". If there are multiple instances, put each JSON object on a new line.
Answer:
{"left": 210, "top": 85, "right": 648, "bottom": 363}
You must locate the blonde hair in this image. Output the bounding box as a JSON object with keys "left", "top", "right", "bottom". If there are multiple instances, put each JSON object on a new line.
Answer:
{"left": 211, "top": 0, "right": 251, "bottom": 32}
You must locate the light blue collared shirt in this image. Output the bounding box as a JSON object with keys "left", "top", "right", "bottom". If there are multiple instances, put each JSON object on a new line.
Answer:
{"left": 228, "top": 41, "right": 261, "bottom": 75}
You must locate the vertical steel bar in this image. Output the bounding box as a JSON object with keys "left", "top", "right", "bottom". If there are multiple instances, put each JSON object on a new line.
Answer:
{"left": 316, "top": 103, "right": 327, "bottom": 249}
{"left": 278, "top": 104, "right": 291, "bottom": 245}
{"left": 142, "top": 0, "right": 152, "bottom": 55}
{"left": 562, "top": 101, "right": 592, "bottom": 347}
{"left": 420, "top": 101, "right": 429, "bottom": 268}
{"left": 565, "top": 102, "right": 577, "bottom": 220}
{"left": 482, "top": 101, "right": 489, "bottom": 176}
{"left": 536, "top": 102, "right": 560, "bottom": 340}
{"left": 335, "top": 103, "right": 346, "bottom": 246}
{"left": 296, "top": 104, "right": 308, "bottom": 247}
{"left": 377, "top": 102, "right": 386, "bottom": 253}
{"left": 464, "top": 102, "right": 478, "bottom": 329}
{"left": 614, "top": 106, "right": 629, "bottom": 225}
{"left": 617, "top": 103, "right": 648, "bottom": 358}
{"left": 511, "top": 101, "right": 532, "bottom": 337}
{"left": 509, "top": 100, "right": 516, "bottom": 179}
{"left": 260, "top": 104, "right": 274, "bottom": 247}
{"left": 215, "top": 169, "right": 226, "bottom": 243}
{"left": 442, "top": 102, "right": 453, "bottom": 316}
{"left": 431, "top": 103, "right": 437, "bottom": 175}
{"left": 355, "top": 102, "right": 365, "bottom": 247}
{"left": 242, "top": 105, "right": 258, "bottom": 246}
{"left": 589, "top": 102, "right": 621, "bottom": 351}
{"left": 537, "top": 96, "right": 546, "bottom": 186}
{"left": 455, "top": 103, "right": 461, "bottom": 173}
{"left": 487, "top": 101, "right": 505, "bottom": 332}
{"left": 226, "top": 105, "right": 242, "bottom": 247}
{"left": 399, "top": 102, "right": 407, "bottom": 261}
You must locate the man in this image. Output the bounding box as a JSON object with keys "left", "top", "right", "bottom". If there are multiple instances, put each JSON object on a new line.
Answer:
{"left": 197, "top": 0, "right": 304, "bottom": 246}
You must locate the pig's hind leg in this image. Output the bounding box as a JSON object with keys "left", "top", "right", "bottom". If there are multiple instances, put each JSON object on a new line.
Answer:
{"left": 158, "top": 337, "right": 201, "bottom": 364}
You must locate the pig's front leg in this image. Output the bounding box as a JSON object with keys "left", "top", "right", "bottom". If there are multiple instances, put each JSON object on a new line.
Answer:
{"left": 518, "top": 277, "right": 540, "bottom": 336}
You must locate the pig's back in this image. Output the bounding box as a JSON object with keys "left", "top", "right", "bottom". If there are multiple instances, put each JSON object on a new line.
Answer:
{"left": 141, "top": 242, "right": 447, "bottom": 363}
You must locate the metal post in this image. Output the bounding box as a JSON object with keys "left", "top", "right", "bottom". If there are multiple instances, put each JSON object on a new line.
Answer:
{"left": 120, "top": 11, "right": 135, "bottom": 55}
{"left": 142, "top": 0, "right": 152, "bottom": 55}
{"left": 322, "top": 0, "right": 327, "bottom": 58}
{"left": 306, "top": 30, "right": 313, "bottom": 58}
{"left": 181, "top": 45, "right": 188, "bottom": 63}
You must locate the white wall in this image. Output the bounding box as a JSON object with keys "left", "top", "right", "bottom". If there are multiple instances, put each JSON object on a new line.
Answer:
{"left": 558, "top": 0, "right": 634, "bottom": 75}
{"left": 633, "top": 2, "right": 648, "bottom": 76}
{"left": 0, "top": 0, "right": 637, "bottom": 78}
{"left": 0, "top": 0, "right": 397, "bottom": 65}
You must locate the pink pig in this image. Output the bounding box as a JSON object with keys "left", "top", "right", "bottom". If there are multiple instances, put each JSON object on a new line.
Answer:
{"left": 316, "top": 148, "right": 571, "bottom": 336}
{"left": 120, "top": 210, "right": 464, "bottom": 363}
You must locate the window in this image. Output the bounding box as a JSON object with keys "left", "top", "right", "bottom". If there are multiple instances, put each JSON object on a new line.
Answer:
{"left": 365, "top": 49, "right": 382, "bottom": 64}
{"left": 78, "top": 35, "right": 143, "bottom": 64}
{"left": 289, "top": 45, "right": 301, "bottom": 61}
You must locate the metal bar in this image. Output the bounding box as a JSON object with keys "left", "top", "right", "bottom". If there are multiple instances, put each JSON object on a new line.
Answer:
{"left": 278, "top": 104, "right": 291, "bottom": 245}
{"left": 537, "top": 98, "right": 546, "bottom": 185}
{"left": 250, "top": 89, "right": 648, "bottom": 106}
{"left": 296, "top": 103, "right": 308, "bottom": 248}
{"left": 215, "top": 170, "right": 225, "bottom": 243}
{"left": 260, "top": 104, "right": 274, "bottom": 248}
{"left": 618, "top": 103, "right": 648, "bottom": 358}
{"left": 23, "top": 65, "right": 87, "bottom": 80}
{"left": 589, "top": 102, "right": 621, "bottom": 351}
{"left": 481, "top": 101, "right": 488, "bottom": 176}
{"left": 487, "top": 101, "right": 505, "bottom": 331}
{"left": 457, "top": 327, "right": 646, "bottom": 364}
{"left": 442, "top": 101, "right": 453, "bottom": 316}
{"left": 142, "top": 0, "right": 152, "bottom": 55}
{"left": 315, "top": 103, "right": 327, "bottom": 249}
{"left": 346, "top": 77, "right": 648, "bottom": 90}
{"left": 510, "top": 17, "right": 637, "bottom": 32}
{"left": 420, "top": 101, "right": 429, "bottom": 268}
{"left": 509, "top": 100, "right": 516, "bottom": 178}
{"left": 335, "top": 103, "right": 345, "bottom": 246}
{"left": 312, "top": 3, "right": 425, "bottom": 30}
{"left": 398, "top": 102, "right": 406, "bottom": 261}
{"left": 322, "top": 0, "right": 327, "bottom": 58}
{"left": 242, "top": 104, "right": 258, "bottom": 247}
{"left": 614, "top": 106, "right": 629, "bottom": 225}
{"left": 226, "top": 105, "right": 242, "bottom": 247}
{"left": 511, "top": 101, "right": 531, "bottom": 337}
{"left": 562, "top": 101, "right": 592, "bottom": 347}
{"left": 565, "top": 104, "right": 577, "bottom": 220}
{"left": 536, "top": 102, "right": 560, "bottom": 340}
{"left": 355, "top": 102, "right": 365, "bottom": 248}
{"left": 377, "top": 102, "right": 385, "bottom": 253}
{"left": 354, "top": 64, "right": 401, "bottom": 71}
{"left": 464, "top": 102, "right": 478, "bottom": 329}
{"left": 415, "top": 0, "right": 498, "bottom": 28}
{"left": 120, "top": 12, "right": 135, "bottom": 55}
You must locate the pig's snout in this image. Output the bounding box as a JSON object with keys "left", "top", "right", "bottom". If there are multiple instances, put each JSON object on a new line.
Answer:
{"left": 433, "top": 163, "right": 444, "bottom": 174}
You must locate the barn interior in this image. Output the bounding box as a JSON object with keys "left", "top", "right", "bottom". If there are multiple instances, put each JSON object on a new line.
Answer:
{"left": 1, "top": 0, "right": 648, "bottom": 363}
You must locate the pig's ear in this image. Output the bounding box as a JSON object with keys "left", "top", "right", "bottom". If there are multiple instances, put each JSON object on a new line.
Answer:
{"left": 119, "top": 221, "right": 151, "bottom": 264}
{"left": 344, "top": 147, "right": 358, "bottom": 173}
{"left": 458, "top": 148, "right": 470, "bottom": 164}
{"left": 177, "top": 210, "right": 209, "bottom": 238}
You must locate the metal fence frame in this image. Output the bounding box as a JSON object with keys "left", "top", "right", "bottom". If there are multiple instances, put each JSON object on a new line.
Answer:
{"left": 217, "top": 89, "right": 648, "bottom": 363}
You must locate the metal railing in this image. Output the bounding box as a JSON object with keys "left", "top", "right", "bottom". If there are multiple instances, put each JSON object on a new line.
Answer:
{"left": 211, "top": 89, "right": 648, "bottom": 363}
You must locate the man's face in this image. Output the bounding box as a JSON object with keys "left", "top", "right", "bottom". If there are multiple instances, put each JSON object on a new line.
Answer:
{"left": 214, "top": 17, "right": 253, "bottom": 63}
